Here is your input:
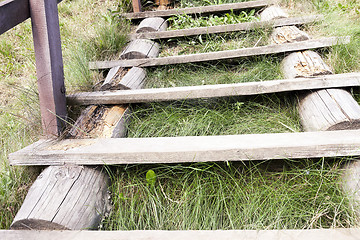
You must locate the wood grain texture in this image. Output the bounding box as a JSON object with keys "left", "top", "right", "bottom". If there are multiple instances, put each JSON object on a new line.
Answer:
{"left": 260, "top": 5, "right": 288, "bottom": 21}
{"left": 3, "top": 228, "right": 360, "bottom": 240}
{"left": 135, "top": 17, "right": 168, "bottom": 33}
{"left": 30, "top": 0, "right": 67, "bottom": 137}
{"left": 271, "top": 26, "right": 310, "bottom": 44}
{"left": 120, "top": 39, "right": 160, "bottom": 59}
{"left": 9, "top": 129, "right": 360, "bottom": 165}
{"left": 298, "top": 89, "right": 360, "bottom": 131}
{"left": 10, "top": 165, "right": 111, "bottom": 230}
{"left": 122, "top": 0, "right": 272, "bottom": 19}
{"left": 89, "top": 37, "right": 350, "bottom": 69}
{"left": 129, "top": 15, "right": 322, "bottom": 40}
{"left": 67, "top": 73, "right": 360, "bottom": 105}
{"left": 281, "top": 51, "right": 332, "bottom": 78}
{"left": 100, "top": 67, "right": 146, "bottom": 90}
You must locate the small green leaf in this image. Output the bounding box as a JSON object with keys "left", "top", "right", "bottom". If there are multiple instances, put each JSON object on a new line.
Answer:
{"left": 146, "top": 170, "right": 157, "bottom": 187}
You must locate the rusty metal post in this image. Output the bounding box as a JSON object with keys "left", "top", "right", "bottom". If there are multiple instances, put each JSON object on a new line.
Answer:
{"left": 30, "top": 0, "right": 67, "bottom": 137}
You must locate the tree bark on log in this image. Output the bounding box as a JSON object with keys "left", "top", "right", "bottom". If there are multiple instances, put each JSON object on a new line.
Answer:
{"left": 100, "top": 67, "right": 146, "bottom": 91}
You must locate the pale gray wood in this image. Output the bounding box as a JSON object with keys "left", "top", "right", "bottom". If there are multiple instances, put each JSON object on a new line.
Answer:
{"left": 271, "top": 26, "right": 310, "bottom": 44}
{"left": 101, "top": 67, "right": 146, "bottom": 91}
{"left": 342, "top": 161, "right": 360, "bottom": 217}
{"left": 130, "top": 15, "right": 323, "bottom": 40}
{"left": 9, "top": 129, "right": 360, "bottom": 165}
{"left": 100, "top": 66, "right": 121, "bottom": 90}
{"left": 136, "top": 17, "right": 168, "bottom": 33}
{"left": 67, "top": 73, "right": 360, "bottom": 105}
{"left": 122, "top": 0, "right": 272, "bottom": 19}
{"left": 111, "top": 107, "right": 131, "bottom": 138}
{"left": 11, "top": 165, "right": 111, "bottom": 230}
{"left": 3, "top": 228, "right": 360, "bottom": 240}
{"left": 298, "top": 89, "right": 360, "bottom": 131}
{"left": 281, "top": 51, "right": 332, "bottom": 78}
{"left": 260, "top": 5, "right": 288, "bottom": 21}
{"left": 89, "top": 37, "right": 350, "bottom": 69}
{"left": 120, "top": 39, "right": 160, "bottom": 60}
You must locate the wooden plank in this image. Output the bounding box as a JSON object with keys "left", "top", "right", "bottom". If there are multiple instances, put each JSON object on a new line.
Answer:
{"left": 67, "top": 72, "right": 360, "bottom": 105}
{"left": 30, "top": 0, "right": 67, "bottom": 137}
{"left": 122, "top": 0, "right": 272, "bottom": 19}
{"left": 0, "top": 0, "right": 62, "bottom": 35}
{"left": 130, "top": 15, "right": 322, "bottom": 40}
{"left": 0, "top": 0, "right": 29, "bottom": 35}
{"left": 89, "top": 36, "right": 350, "bottom": 70}
{"left": 9, "top": 129, "right": 360, "bottom": 165}
{"left": 2, "top": 228, "right": 360, "bottom": 240}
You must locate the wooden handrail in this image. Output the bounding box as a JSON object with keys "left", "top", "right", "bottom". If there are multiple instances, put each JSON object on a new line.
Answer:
{"left": 0, "top": 0, "right": 62, "bottom": 35}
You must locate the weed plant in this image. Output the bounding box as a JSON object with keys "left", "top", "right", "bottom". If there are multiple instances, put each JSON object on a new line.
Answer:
{"left": 167, "top": 10, "right": 258, "bottom": 30}
{"left": 104, "top": 159, "right": 356, "bottom": 230}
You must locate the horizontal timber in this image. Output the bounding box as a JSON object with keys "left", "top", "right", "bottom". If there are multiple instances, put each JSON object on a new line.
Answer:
{"left": 122, "top": 0, "right": 271, "bottom": 19}
{"left": 9, "top": 129, "right": 360, "bottom": 165}
{"left": 67, "top": 72, "right": 360, "bottom": 105}
{"left": 89, "top": 36, "right": 350, "bottom": 69}
{"left": 0, "top": 0, "right": 61, "bottom": 35}
{"left": 130, "top": 15, "right": 322, "bottom": 40}
{"left": 2, "top": 229, "right": 360, "bottom": 240}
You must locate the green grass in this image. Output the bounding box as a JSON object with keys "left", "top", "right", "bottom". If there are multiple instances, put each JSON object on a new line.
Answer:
{"left": 1, "top": 0, "right": 360, "bottom": 231}
{"left": 103, "top": 159, "right": 356, "bottom": 230}
{"left": 127, "top": 95, "right": 301, "bottom": 138}
{"left": 145, "top": 56, "right": 282, "bottom": 88}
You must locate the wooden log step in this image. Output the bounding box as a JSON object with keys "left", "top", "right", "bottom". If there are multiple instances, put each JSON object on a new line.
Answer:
{"left": 271, "top": 26, "right": 310, "bottom": 44}
{"left": 89, "top": 36, "right": 350, "bottom": 69}
{"left": 120, "top": 39, "right": 160, "bottom": 59}
{"left": 2, "top": 228, "right": 360, "bottom": 240}
{"left": 121, "top": 0, "right": 272, "bottom": 20}
{"left": 129, "top": 15, "right": 322, "bottom": 40}
{"left": 67, "top": 72, "right": 360, "bottom": 105}
{"left": 9, "top": 129, "right": 360, "bottom": 166}
{"left": 260, "top": 5, "right": 288, "bottom": 21}
{"left": 100, "top": 67, "right": 146, "bottom": 91}
{"left": 298, "top": 89, "right": 360, "bottom": 131}
{"left": 10, "top": 165, "right": 111, "bottom": 230}
{"left": 282, "top": 51, "right": 333, "bottom": 78}
{"left": 135, "top": 17, "right": 168, "bottom": 33}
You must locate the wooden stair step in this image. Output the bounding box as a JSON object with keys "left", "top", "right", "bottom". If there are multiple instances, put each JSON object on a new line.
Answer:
{"left": 130, "top": 15, "right": 322, "bottom": 40}
{"left": 121, "top": 0, "right": 272, "bottom": 19}
{"left": 89, "top": 36, "right": 350, "bottom": 69}
{"left": 2, "top": 228, "right": 360, "bottom": 240}
{"left": 9, "top": 129, "right": 360, "bottom": 166}
{"left": 67, "top": 72, "right": 360, "bottom": 105}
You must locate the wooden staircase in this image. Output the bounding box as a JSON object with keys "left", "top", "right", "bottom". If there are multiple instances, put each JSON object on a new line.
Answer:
{"left": 2, "top": 0, "right": 360, "bottom": 237}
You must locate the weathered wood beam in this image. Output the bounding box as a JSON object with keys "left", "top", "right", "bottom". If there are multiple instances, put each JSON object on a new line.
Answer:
{"left": 2, "top": 228, "right": 360, "bottom": 240}
{"left": 130, "top": 15, "right": 322, "bottom": 40}
{"left": 10, "top": 165, "right": 111, "bottom": 230}
{"left": 9, "top": 129, "right": 360, "bottom": 165}
{"left": 122, "top": 0, "right": 273, "bottom": 19}
{"left": 89, "top": 37, "right": 350, "bottom": 69}
{"left": 0, "top": 0, "right": 62, "bottom": 35}
{"left": 67, "top": 72, "right": 360, "bottom": 105}
{"left": 30, "top": 0, "right": 67, "bottom": 137}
